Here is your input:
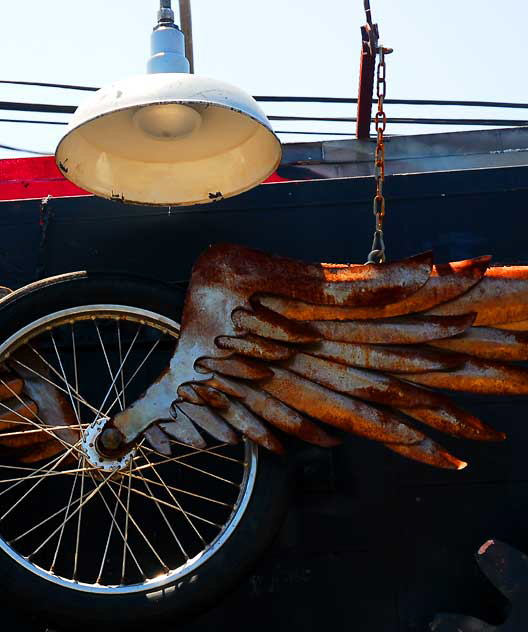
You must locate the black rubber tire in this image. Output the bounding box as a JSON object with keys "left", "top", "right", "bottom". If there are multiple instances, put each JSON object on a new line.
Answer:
{"left": 0, "top": 271, "right": 293, "bottom": 632}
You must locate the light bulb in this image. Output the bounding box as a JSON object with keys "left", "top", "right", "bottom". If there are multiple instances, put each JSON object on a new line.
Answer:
{"left": 133, "top": 103, "right": 201, "bottom": 140}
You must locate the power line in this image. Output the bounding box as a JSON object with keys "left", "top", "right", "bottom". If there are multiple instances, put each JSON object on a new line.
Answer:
{"left": 0, "top": 118, "right": 67, "bottom": 125}
{"left": 0, "top": 80, "right": 97, "bottom": 91}
{"left": 1, "top": 81, "right": 528, "bottom": 109}
{"left": 269, "top": 115, "right": 528, "bottom": 126}
{"left": 0, "top": 103, "right": 526, "bottom": 127}
{"left": 275, "top": 130, "right": 354, "bottom": 136}
{"left": 0, "top": 101, "right": 76, "bottom": 114}
{"left": 0, "top": 143, "right": 50, "bottom": 155}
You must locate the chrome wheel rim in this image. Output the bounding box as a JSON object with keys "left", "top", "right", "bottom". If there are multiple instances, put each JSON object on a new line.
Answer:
{"left": 0, "top": 305, "right": 257, "bottom": 594}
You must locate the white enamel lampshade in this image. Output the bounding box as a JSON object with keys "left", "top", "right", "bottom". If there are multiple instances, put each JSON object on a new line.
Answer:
{"left": 55, "top": 4, "right": 282, "bottom": 206}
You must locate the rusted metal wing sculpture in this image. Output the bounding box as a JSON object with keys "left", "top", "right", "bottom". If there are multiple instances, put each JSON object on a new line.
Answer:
{"left": 6, "top": 243, "right": 528, "bottom": 470}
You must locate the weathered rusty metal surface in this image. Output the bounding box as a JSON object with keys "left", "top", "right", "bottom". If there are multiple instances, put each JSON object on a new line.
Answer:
{"left": 105, "top": 244, "right": 528, "bottom": 470}
{"left": 404, "top": 357, "right": 528, "bottom": 394}
{"left": 0, "top": 376, "right": 23, "bottom": 400}
{"left": 206, "top": 374, "right": 340, "bottom": 447}
{"left": 305, "top": 340, "right": 464, "bottom": 373}
{"left": 214, "top": 398, "right": 284, "bottom": 455}
{"left": 191, "top": 383, "right": 230, "bottom": 409}
{"left": 262, "top": 366, "right": 425, "bottom": 445}
{"left": 176, "top": 383, "right": 204, "bottom": 405}
{"left": 384, "top": 439, "right": 467, "bottom": 470}
{"left": 311, "top": 314, "right": 475, "bottom": 344}
{"left": 283, "top": 353, "right": 449, "bottom": 408}
{"left": 175, "top": 402, "right": 239, "bottom": 444}
{"left": 430, "top": 326, "right": 528, "bottom": 361}
{"left": 9, "top": 350, "right": 78, "bottom": 448}
{"left": 0, "top": 396, "right": 38, "bottom": 431}
{"left": 432, "top": 539, "right": 528, "bottom": 631}
{"left": 257, "top": 256, "right": 490, "bottom": 321}
{"left": 196, "top": 356, "right": 273, "bottom": 379}
{"left": 399, "top": 403, "right": 506, "bottom": 441}
{"left": 0, "top": 347, "right": 79, "bottom": 462}
{"left": 232, "top": 306, "right": 319, "bottom": 343}
{"left": 144, "top": 425, "right": 171, "bottom": 456}
{"left": 427, "top": 266, "right": 528, "bottom": 325}
{"left": 159, "top": 419, "right": 206, "bottom": 449}
{"left": 215, "top": 334, "right": 293, "bottom": 360}
{"left": 495, "top": 319, "right": 528, "bottom": 330}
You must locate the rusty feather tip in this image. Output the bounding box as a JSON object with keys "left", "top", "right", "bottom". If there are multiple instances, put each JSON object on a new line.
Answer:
{"left": 477, "top": 540, "right": 495, "bottom": 556}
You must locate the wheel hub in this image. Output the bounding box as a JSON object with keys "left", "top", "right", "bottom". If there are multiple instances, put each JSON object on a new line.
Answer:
{"left": 81, "top": 417, "right": 135, "bottom": 472}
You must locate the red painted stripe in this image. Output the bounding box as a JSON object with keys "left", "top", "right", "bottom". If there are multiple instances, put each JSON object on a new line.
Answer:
{"left": 0, "top": 156, "right": 89, "bottom": 201}
{"left": 0, "top": 156, "right": 290, "bottom": 202}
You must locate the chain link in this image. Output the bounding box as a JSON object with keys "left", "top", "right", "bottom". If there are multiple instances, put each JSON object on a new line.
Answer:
{"left": 367, "top": 45, "right": 392, "bottom": 264}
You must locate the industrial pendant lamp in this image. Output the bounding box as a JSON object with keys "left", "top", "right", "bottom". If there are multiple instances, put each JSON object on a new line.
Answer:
{"left": 55, "top": 1, "right": 282, "bottom": 206}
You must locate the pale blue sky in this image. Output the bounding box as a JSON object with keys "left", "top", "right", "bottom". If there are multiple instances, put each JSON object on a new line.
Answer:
{"left": 0, "top": 0, "right": 526, "bottom": 159}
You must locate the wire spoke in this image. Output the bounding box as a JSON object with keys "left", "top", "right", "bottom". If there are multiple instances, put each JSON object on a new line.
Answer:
{"left": 121, "top": 459, "right": 134, "bottom": 583}
{"left": 103, "top": 336, "right": 162, "bottom": 419}
{"left": 50, "top": 331, "right": 82, "bottom": 427}
{"left": 28, "top": 468, "right": 117, "bottom": 560}
{"left": 71, "top": 324, "right": 82, "bottom": 422}
{"left": 73, "top": 456, "right": 86, "bottom": 580}
{"left": 168, "top": 439, "right": 246, "bottom": 465}
{"left": 86, "top": 467, "right": 145, "bottom": 582}
{"left": 117, "top": 321, "right": 126, "bottom": 410}
{"left": 138, "top": 446, "right": 241, "bottom": 487}
{"left": 50, "top": 459, "right": 80, "bottom": 571}
{"left": 139, "top": 447, "right": 207, "bottom": 541}
{"left": 99, "top": 469, "right": 168, "bottom": 571}
{"left": 0, "top": 448, "right": 74, "bottom": 498}
{"left": 21, "top": 345, "right": 99, "bottom": 415}
{"left": 93, "top": 325, "right": 142, "bottom": 423}
{"left": 0, "top": 448, "right": 74, "bottom": 521}
{"left": 96, "top": 474, "right": 125, "bottom": 583}
{"left": 0, "top": 379, "right": 79, "bottom": 453}
{"left": 126, "top": 470, "right": 232, "bottom": 508}
{"left": 133, "top": 456, "right": 189, "bottom": 560}
{"left": 114, "top": 472, "right": 221, "bottom": 529}
{"left": 0, "top": 464, "right": 100, "bottom": 485}
{"left": 95, "top": 321, "right": 124, "bottom": 413}
{"left": 9, "top": 485, "right": 95, "bottom": 546}
{"left": 0, "top": 424, "right": 89, "bottom": 439}
{"left": 11, "top": 357, "right": 100, "bottom": 419}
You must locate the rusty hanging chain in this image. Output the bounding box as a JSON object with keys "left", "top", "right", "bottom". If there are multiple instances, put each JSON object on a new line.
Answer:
{"left": 367, "top": 44, "right": 393, "bottom": 264}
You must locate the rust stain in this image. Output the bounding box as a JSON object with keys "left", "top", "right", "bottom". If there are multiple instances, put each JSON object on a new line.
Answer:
{"left": 196, "top": 355, "right": 273, "bottom": 379}
{"left": 427, "top": 265, "right": 528, "bottom": 325}
{"left": 384, "top": 439, "right": 467, "bottom": 470}
{"left": 257, "top": 255, "right": 490, "bottom": 321}
{"left": 311, "top": 314, "right": 475, "bottom": 344}
{"left": 403, "top": 356, "right": 528, "bottom": 394}
{"left": 429, "top": 326, "right": 528, "bottom": 361}
{"left": 304, "top": 340, "right": 464, "bottom": 373}
{"left": 215, "top": 334, "right": 293, "bottom": 361}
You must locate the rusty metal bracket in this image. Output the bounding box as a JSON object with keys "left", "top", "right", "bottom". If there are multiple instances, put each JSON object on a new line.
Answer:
{"left": 356, "top": 1, "right": 379, "bottom": 139}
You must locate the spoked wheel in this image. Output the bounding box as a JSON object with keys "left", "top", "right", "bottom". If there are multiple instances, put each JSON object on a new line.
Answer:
{"left": 0, "top": 273, "right": 291, "bottom": 631}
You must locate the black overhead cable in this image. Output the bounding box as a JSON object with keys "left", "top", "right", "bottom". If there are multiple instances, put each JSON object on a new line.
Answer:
{"left": 0, "top": 118, "right": 67, "bottom": 125}
{"left": 1, "top": 80, "right": 528, "bottom": 110}
{"left": 0, "top": 105, "right": 527, "bottom": 128}
{"left": 0, "top": 143, "right": 49, "bottom": 155}
{"left": 0, "top": 80, "right": 97, "bottom": 91}
{"left": 0, "top": 101, "right": 76, "bottom": 114}
{"left": 268, "top": 115, "right": 528, "bottom": 126}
